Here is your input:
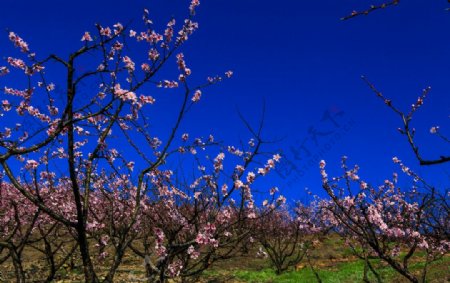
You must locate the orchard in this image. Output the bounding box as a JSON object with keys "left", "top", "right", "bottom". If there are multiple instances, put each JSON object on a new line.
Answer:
{"left": 0, "top": 1, "right": 448, "bottom": 282}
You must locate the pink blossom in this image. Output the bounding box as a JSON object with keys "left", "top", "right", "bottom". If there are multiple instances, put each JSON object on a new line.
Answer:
{"left": 235, "top": 165, "right": 244, "bottom": 173}
{"left": 8, "top": 32, "right": 29, "bottom": 53}
{"left": 122, "top": 56, "right": 135, "bottom": 72}
{"left": 187, "top": 245, "right": 200, "bottom": 259}
{"left": 25, "top": 159, "right": 39, "bottom": 170}
{"left": 176, "top": 19, "right": 198, "bottom": 43}
{"left": 246, "top": 172, "right": 256, "bottom": 184}
{"left": 141, "top": 63, "right": 151, "bottom": 72}
{"left": 148, "top": 49, "right": 159, "bottom": 61}
{"left": 418, "top": 240, "right": 429, "bottom": 249}
{"left": 81, "top": 32, "right": 93, "bottom": 42}
{"left": 430, "top": 126, "right": 439, "bottom": 134}
{"left": 2, "top": 100, "right": 11, "bottom": 111}
{"left": 221, "top": 184, "right": 228, "bottom": 196}
{"left": 113, "top": 84, "right": 137, "bottom": 103}
{"left": 258, "top": 167, "right": 268, "bottom": 175}
{"left": 167, "top": 260, "right": 183, "bottom": 278}
{"left": 234, "top": 179, "right": 244, "bottom": 188}
{"left": 189, "top": 0, "right": 200, "bottom": 15}
{"left": 273, "top": 154, "right": 281, "bottom": 162}
{"left": 7, "top": 57, "right": 26, "bottom": 70}
{"left": 99, "top": 26, "right": 112, "bottom": 37}
{"left": 46, "top": 83, "right": 55, "bottom": 91}
{"left": 319, "top": 160, "right": 326, "bottom": 169}
{"left": 126, "top": 161, "right": 135, "bottom": 171}
{"left": 148, "top": 31, "right": 163, "bottom": 44}
{"left": 0, "top": 67, "right": 9, "bottom": 76}
{"left": 277, "top": 195, "right": 286, "bottom": 204}
{"left": 159, "top": 80, "right": 178, "bottom": 88}
{"left": 191, "top": 90, "right": 202, "bottom": 102}
{"left": 225, "top": 70, "right": 233, "bottom": 78}
{"left": 270, "top": 187, "right": 278, "bottom": 195}
{"left": 113, "top": 23, "right": 124, "bottom": 35}
{"left": 139, "top": 95, "right": 155, "bottom": 105}
{"left": 213, "top": 152, "right": 225, "bottom": 172}
{"left": 164, "top": 19, "right": 176, "bottom": 43}
{"left": 113, "top": 41, "right": 123, "bottom": 51}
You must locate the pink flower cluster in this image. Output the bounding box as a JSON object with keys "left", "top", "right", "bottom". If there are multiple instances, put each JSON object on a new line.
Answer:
{"left": 8, "top": 32, "right": 29, "bottom": 53}
{"left": 195, "top": 223, "right": 218, "bottom": 247}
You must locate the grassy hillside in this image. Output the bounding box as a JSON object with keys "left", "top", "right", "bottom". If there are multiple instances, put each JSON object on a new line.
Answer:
{"left": 1, "top": 236, "right": 448, "bottom": 282}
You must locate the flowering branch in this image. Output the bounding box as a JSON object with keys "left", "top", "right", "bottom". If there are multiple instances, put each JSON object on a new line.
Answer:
{"left": 362, "top": 76, "right": 450, "bottom": 166}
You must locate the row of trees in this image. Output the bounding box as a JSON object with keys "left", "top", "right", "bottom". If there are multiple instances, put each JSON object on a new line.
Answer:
{"left": 0, "top": 1, "right": 448, "bottom": 282}
{"left": 1, "top": 155, "right": 448, "bottom": 282}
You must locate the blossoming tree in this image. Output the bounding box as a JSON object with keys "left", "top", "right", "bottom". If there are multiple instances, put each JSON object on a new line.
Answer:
{"left": 0, "top": 1, "right": 286, "bottom": 281}
{"left": 319, "top": 158, "right": 449, "bottom": 283}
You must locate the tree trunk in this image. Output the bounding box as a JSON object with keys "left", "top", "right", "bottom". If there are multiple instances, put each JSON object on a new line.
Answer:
{"left": 10, "top": 248, "right": 26, "bottom": 283}
{"left": 77, "top": 223, "right": 98, "bottom": 283}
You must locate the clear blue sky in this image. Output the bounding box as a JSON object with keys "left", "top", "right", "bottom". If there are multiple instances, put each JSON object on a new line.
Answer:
{"left": 1, "top": 0, "right": 449, "bottom": 200}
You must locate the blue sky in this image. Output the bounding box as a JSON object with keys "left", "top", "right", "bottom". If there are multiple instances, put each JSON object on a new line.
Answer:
{"left": 1, "top": 0, "right": 449, "bottom": 200}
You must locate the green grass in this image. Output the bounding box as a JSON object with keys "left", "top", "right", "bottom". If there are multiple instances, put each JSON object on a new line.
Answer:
{"left": 203, "top": 255, "right": 450, "bottom": 283}
{"left": 233, "top": 261, "right": 378, "bottom": 283}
